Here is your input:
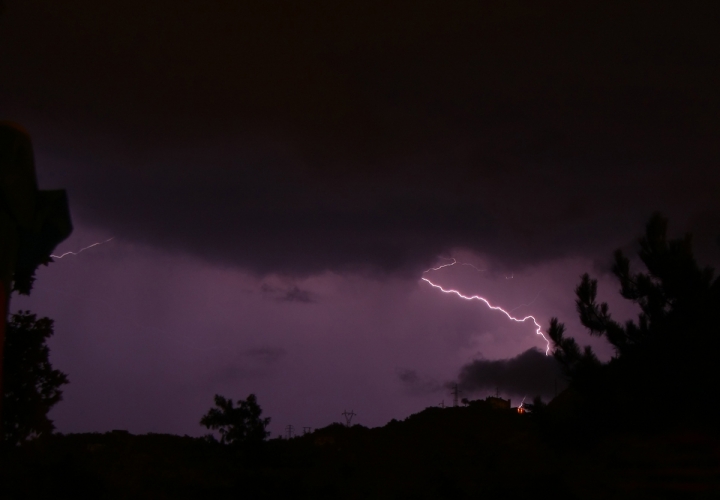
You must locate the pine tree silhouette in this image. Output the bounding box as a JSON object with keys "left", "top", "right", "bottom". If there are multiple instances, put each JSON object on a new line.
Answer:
{"left": 548, "top": 213, "right": 720, "bottom": 431}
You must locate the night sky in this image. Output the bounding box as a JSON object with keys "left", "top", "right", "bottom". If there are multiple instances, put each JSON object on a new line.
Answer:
{"left": 2, "top": 1, "right": 719, "bottom": 437}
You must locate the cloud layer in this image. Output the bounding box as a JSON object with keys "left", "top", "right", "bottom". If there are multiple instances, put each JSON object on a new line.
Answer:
{"left": 1, "top": 1, "right": 719, "bottom": 275}
{"left": 457, "top": 348, "right": 564, "bottom": 399}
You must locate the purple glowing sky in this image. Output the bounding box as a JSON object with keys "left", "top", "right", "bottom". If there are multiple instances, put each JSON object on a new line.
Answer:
{"left": 2, "top": 1, "right": 720, "bottom": 437}
{"left": 16, "top": 230, "right": 628, "bottom": 436}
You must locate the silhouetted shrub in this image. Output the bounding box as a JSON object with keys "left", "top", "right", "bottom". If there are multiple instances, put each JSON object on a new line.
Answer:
{"left": 200, "top": 394, "right": 270, "bottom": 446}
{"left": 3, "top": 310, "right": 68, "bottom": 445}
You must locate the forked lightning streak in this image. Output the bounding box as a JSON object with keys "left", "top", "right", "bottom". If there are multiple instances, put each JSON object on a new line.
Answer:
{"left": 51, "top": 237, "right": 115, "bottom": 259}
{"left": 422, "top": 259, "right": 550, "bottom": 354}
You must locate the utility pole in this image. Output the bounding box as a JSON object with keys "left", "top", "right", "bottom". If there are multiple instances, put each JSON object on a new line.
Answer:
{"left": 451, "top": 384, "right": 460, "bottom": 407}
{"left": 285, "top": 424, "right": 294, "bottom": 439}
{"left": 341, "top": 410, "right": 356, "bottom": 427}
{"left": 439, "top": 400, "right": 445, "bottom": 408}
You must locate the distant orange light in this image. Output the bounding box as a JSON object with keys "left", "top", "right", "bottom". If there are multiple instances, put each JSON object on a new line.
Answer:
{"left": 517, "top": 407, "right": 525, "bottom": 414}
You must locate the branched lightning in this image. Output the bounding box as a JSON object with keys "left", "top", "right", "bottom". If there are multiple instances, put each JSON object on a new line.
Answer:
{"left": 422, "top": 259, "right": 551, "bottom": 354}
{"left": 461, "top": 262, "right": 487, "bottom": 273}
{"left": 425, "top": 258, "right": 460, "bottom": 272}
{"left": 426, "top": 258, "right": 486, "bottom": 273}
{"left": 508, "top": 288, "right": 546, "bottom": 313}
{"left": 51, "top": 237, "right": 115, "bottom": 259}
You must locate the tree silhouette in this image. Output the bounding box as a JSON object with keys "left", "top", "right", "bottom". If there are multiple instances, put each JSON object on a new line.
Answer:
{"left": 200, "top": 394, "right": 271, "bottom": 445}
{"left": 2, "top": 310, "right": 68, "bottom": 445}
{"left": 548, "top": 214, "right": 720, "bottom": 428}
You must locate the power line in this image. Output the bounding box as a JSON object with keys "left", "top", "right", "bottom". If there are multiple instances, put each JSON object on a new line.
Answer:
{"left": 285, "top": 424, "right": 294, "bottom": 439}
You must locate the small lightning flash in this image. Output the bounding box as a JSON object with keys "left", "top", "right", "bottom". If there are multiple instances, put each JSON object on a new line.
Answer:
{"left": 51, "top": 237, "right": 115, "bottom": 259}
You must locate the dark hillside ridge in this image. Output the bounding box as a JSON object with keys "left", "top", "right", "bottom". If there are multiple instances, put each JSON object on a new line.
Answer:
{"left": 1, "top": 404, "right": 719, "bottom": 499}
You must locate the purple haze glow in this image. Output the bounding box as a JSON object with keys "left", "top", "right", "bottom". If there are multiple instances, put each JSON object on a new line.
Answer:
{"left": 2, "top": 1, "right": 719, "bottom": 438}
{"left": 14, "top": 224, "right": 635, "bottom": 437}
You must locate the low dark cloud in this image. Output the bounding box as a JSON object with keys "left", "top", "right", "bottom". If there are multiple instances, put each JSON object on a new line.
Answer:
{"left": 2, "top": 1, "right": 719, "bottom": 275}
{"left": 457, "top": 348, "right": 564, "bottom": 399}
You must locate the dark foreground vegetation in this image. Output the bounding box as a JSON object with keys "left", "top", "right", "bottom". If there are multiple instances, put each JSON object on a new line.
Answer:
{"left": 2, "top": 404, "right": 719, "bottom": 499}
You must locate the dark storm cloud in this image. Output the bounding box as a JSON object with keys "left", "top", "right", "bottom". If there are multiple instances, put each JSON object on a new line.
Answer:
{"left": 457, "top": 348, "right": 564, "bottom": 398}
{"left": 2, "top": 1, "right": 719, "bottom": 275}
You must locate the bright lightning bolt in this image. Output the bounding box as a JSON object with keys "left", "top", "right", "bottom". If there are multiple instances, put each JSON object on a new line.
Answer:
{"left": 425, "top": 258, "right": 460, "bottom": 272}
{"left": 426, "top": 258, "right": 486, "bottom": 273}
{"left": 421, "top": 260, "right": 551, "bottom": 355}
{"left": 50, "top": 237, "right": 115, "bottom": 259}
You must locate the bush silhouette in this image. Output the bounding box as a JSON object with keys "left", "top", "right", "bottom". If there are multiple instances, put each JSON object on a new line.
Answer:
{"left": 3, "top": 310, "right": 68, "bottom": 445}
{"left": 200, "top": 394, "right": 270, "bottom": 445}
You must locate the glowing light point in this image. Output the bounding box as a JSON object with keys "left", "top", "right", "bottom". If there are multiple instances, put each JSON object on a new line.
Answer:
{"left": 517, "top": 396, "right": 527, "bottom": 414}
